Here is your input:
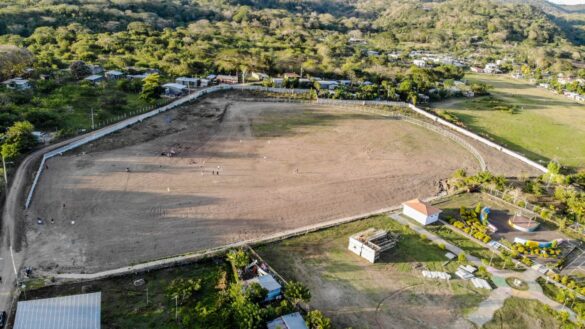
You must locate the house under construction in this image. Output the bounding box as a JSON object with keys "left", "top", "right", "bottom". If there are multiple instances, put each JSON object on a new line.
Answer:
{"left": 348, "top": 228, "right": 399, "bottom": 263}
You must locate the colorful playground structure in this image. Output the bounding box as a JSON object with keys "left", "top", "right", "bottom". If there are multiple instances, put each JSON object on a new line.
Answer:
{"left": 480, "top": 207, "right": 498, "bottom": 232}
{"left": 513, "top": 237, "right": 563, "bottom": 249}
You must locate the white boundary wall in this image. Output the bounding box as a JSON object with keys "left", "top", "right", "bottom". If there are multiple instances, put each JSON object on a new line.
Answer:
{"left": 25, "top": 86, "right": 546, "bottom": 208}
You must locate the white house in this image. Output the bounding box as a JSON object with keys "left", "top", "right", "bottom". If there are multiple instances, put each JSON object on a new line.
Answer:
{"left": 348, "top": 228, "right": 398, "bottom": 263}
{"left": 413, "top": 59, "right": 427, "bottom": 68}
{"left": 402, "top": 198, "right": 442, "bottom": 225}
{"left": 88, "top": 64, "right": 104, "bottom": 75}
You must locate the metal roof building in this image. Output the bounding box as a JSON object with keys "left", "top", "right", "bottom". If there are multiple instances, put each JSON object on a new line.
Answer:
{"left": 267, "top": 312, "right": 308, "bottom": 329}
{"left": 14, "top": 292, "right": 101, "bottom": 329}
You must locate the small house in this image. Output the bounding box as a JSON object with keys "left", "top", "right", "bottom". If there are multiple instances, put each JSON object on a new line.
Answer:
{"left": 315, "top": 80, "right": 338, "bottom": 90}
{"left": 348, "top": 228, "right": 399, "bottom": 263}
{"left": 367, "top": 50, "right": 380, "bottom": 56}
{"left": 339, "top": 80, "right": 352, "bottom": 87}
{"left": 298, "top": 78, "right": 312, "bottom": 88}
{"left": 162, "top": 83, "right": 187, "bottom": 96}
{"left": 216, "top": 75, "right": 239, "bottom": 84}
{"left": 1, "top": 78, "right": 32, "bottom": 90}
{"left": 267, "top": 312, "right": 308, "bottom": 329}
{"left": 176, "top": 77, "right": 200, "bottom": 88}
{"left": 83, "top": 75, "right": 104, "bottom": 84}
{"left": 402, "top": 199, "right": 442, "bottom": 225}
{"left": 413, "top": 59, "right": 427, "bottom": 68}
{"left": 105, "top": 70, "right": 124, "bottom": 80}
{"left": 470, "top": 67, "right": 484, "bottom": 73}
{"left": 243, "top": 274, "right": 282, "bottom": 302}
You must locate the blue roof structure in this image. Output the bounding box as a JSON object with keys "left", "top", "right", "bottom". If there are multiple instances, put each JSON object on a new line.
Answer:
{"left": 13, "top": 292, "right": 101, "bottom": 329}
{"left": 267, "top": 312, "right": 308, "bottom": 329}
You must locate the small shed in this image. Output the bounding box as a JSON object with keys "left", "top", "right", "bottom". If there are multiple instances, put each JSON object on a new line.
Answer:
{"left": 315, "top": 80, "right": 338, "bottom": 90}
{"left": 83, "top": 75, "right": 104, "bottom": 84}
{"left": 267, "top": 312, "right": 308, "bottom": 329}
{"left": 402, "top": 199, "right": 442, "bottom": 225}
{"left": 348, "top": 228, "right": 399, "bottom": 263}
{"left": 243, "top": 274, "right": 282, "bottom": 302}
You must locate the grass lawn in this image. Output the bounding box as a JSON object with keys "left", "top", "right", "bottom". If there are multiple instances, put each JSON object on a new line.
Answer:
{"left": 432, "top": 73, "right": 585, "bottom": 169}
{"left": 483, "top": 297, "right": 567, "bottom": 329}
{"left": 256, "top": 214, "right": 489, "bottom": 328}
{"left": 23, "top": 260, "right": 229, "bottom": 328}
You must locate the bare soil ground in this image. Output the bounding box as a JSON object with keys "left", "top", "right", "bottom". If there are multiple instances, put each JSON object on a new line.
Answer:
{"left": 24, "top": 94, "right": 527, "bottom": 273}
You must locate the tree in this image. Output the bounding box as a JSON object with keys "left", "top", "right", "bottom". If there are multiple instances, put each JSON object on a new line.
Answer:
{"left": 284, "top": 281, "right": 311, "bottom": 306}
{"left": 1, "top": 121, "right": 36, "bottom": 160}
{"left": 458, "top": 253, "right": 467, "bottom": 262}
{"left": 69, "top": 60, "right": 91, "bottom": 80}
{"left": 140, "top": 74, "right": 162, "bottom": 101}
{"left": 305, "top": 310, "right": 332, "bottom": 329}
{"left": 227, "top": 249, "right": 249, "bottom": 269}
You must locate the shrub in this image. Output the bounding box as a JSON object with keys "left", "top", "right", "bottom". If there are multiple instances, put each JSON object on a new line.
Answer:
{"left": 420, "top": 234, "right": 427, "bottom": 241}
{"left": 458, "top": 253, "right": 467, "bottom": 262}
{"left": 438, "top": 243, "right": 446, "bottom": 250}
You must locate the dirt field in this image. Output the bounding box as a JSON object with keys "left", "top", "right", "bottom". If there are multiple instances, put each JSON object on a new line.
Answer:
{"left": 257, "top": 215, "right": 488, "bottom": 329}
{"left": 25, "top": 94, "right": 528, "bottom": 273}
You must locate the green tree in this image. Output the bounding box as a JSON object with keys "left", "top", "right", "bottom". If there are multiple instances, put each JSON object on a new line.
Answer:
{"left": 1, "top": 121, "right": 36, "bottom": 160}
{"left": 69, "top": 60, "right": 91, "bottom": 80}
{"left": 227, "top": 249, "right": 249, "bottom": 269}
{"left": 305, "top": 310, "right": 332, "bottom": 329}
{"left": 284, "top": 281, "right": 311, "bottom": 306}
{"left": 140, "top": 73, "right": 162, "bottom": 101}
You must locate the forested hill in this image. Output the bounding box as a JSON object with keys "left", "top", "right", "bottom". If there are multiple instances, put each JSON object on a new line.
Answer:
{"left": 0, "top": 0, "right": 582, "bottom": 79}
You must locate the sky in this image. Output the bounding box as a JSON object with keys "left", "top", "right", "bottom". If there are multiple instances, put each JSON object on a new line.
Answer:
{"left": 548, "top": 0, "right": 585, "bottom": 4}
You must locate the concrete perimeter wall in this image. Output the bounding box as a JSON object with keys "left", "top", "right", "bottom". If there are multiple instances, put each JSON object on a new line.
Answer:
{"left": 25, "top": 86, "right": 546, "bottom": 209}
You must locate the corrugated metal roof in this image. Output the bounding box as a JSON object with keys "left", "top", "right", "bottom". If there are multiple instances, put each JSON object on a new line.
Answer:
{"left": 14, "top": 292, "right": 101, "bottom": 329}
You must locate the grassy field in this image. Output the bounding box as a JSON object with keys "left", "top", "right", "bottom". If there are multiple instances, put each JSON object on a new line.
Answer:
{"left": 23, "top": 260, "right": 229, "bottom": 328}
{"left": 256, "top": 214, "right": 489, "bottom": 328}
{"left": 483, "top": 297, "right": 566, "bottom": 329}
{"left": 432, "top": 73, "right": 585, "bottom": 169}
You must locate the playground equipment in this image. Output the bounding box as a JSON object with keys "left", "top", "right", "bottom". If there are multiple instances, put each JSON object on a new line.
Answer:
{"left": 513, "top": 237, "right": 563, "bottom": 249}
{"left": 480, "top": 207, "right": 498, "bottom": 232}
{"left": 508, "top": 211, "right": 540, "bottom": 232}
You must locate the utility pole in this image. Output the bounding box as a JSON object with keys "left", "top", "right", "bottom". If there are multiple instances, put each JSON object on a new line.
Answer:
{"left": 146, "top": 287, "right": 149, "bottom": 305}
{"left": 2, "top": 153, "right": 8, "bottom": 204}
{"left": 175, "top": 295, "right": 178, "bottom": 321}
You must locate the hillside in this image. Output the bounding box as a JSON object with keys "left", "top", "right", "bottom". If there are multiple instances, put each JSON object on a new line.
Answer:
{"left": 0, "top": 0, "right": 582, "bottom": 79}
